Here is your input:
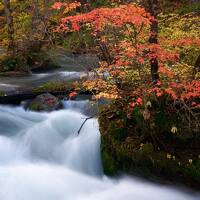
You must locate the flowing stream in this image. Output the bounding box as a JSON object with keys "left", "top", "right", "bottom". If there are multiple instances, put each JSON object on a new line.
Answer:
{"left": 0, "top": 52, "right": 98, "bottom": 93}
{"left": 0, "top": 71, "right": 84, "bottom": 93}
{"left": 0, "top": 101, "right": 199, "bottom": 200}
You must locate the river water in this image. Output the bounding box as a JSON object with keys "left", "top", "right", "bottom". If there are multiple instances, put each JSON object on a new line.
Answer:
{"left": 0, "top": 52, "right": 98, "bottom": 93}
{"left": 0, "top": 101, "right": 199, "bottom": 200}
{"left": 0, "top": 70, "right": 85, "bottom": 93}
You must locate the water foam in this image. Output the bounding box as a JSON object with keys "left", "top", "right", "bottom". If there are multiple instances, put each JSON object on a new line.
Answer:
{"left": 0, "top": 105, "right": 198, "bottom": 200}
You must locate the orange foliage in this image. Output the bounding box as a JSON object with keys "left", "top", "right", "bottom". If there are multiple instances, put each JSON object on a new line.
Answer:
{"left": 58, "top": 4, "right": 152, "bottom": 33}
{"left": 53, "top": 2, "right": 200, "bottom": 113}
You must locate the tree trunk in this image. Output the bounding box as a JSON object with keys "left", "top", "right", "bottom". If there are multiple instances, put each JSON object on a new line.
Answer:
{"left": 141, "top": 0, "right": 160, "bottom": 83}
{"left": 31, "top": 0, "right": 39, "bottom": 40}
{"left": 193, "top": 54, "right": 200, "bottom": 78}
{"left": 195, "top": 54, "right": 200, "bottom": 69}
{"left": 149, "top": 13, "right": 159, "bottom": 83}
{"left": 43, "top": 0, "right": 49, "bottom": 40}
{"left": 98, "top": 41, "right": 113, "bottom": 65}
{"left": 3, "top": 0, "right": 14, "bottom": 55}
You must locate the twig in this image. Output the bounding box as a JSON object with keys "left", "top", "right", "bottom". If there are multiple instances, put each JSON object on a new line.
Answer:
{"left": 77, "top": 117, "right": 93, "bottom": 135}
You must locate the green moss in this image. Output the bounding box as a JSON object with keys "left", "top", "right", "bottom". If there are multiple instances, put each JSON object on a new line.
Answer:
{"left": 101, "top": 139, "right": 117, "bottom": 175}
{"left": 0, "top": 91, "right": 5, "bottom": 96}
{"left": 28, "top": 102, "right": 43, "bottom": 111}
{"left": 99, "top": 102, "right": 200, "bottom": 189}
{"left": 32, "top": 80, "right": 75, "bottom": 93}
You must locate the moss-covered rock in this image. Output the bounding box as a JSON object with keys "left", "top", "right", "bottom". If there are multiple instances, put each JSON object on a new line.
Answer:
{"left": 27, "top": 93, "right": 62, "bottom": 112}
{"left": 32, "top": 80, "right": 75, "bottom": 93}
{"left": 99, "top": 103, "right": 200, "bottom": 190}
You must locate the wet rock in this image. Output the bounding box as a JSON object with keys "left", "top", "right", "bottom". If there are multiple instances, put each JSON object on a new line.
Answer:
{"left": 27, "top": 93, "right": 62, "bottom": 112}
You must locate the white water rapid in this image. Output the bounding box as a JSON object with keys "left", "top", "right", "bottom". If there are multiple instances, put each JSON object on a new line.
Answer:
{"left": 0, "top": 102, "right": 199, "bottom": 200}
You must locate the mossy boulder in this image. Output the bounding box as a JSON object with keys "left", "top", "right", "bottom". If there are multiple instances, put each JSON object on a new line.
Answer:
{"left": 99, "top": 103, "right": 200, "bottom": 190}
{"left": 27, "top": 93, "right": 63, "bottom": 112}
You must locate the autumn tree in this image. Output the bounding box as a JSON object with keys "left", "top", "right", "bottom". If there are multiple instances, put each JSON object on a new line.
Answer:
{"left": 52, "top": 1, "right": 200, "bottom": 135}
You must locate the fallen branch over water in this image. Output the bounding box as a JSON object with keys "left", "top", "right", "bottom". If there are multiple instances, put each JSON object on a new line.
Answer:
{"left": 77, "top": 117, "right": 93, "bottom": 135}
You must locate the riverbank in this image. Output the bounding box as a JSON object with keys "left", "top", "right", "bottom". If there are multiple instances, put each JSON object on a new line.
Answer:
{"left": 99, "top": 101, "right": 200, "bottom": 191}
